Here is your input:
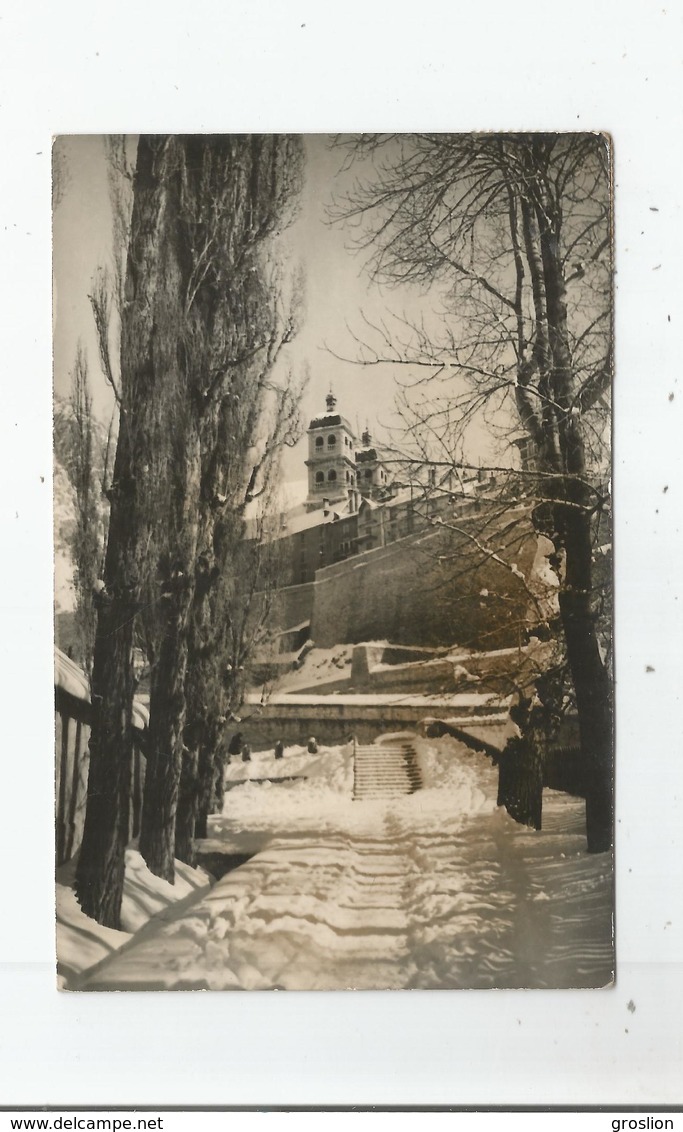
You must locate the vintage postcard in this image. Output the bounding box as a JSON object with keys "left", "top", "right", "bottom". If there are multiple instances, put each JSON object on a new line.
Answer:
{"left": 54, "top": 134, "right": 613, "bottom": 991}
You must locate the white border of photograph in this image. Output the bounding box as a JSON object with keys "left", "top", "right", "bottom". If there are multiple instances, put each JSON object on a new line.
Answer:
{"left": 1, "top": 0, "right": 681, "bottom": 1107}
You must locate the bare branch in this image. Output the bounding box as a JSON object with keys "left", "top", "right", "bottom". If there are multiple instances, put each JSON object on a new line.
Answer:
{"left": 88, "top": 269, "right": 122, "bottom": 404}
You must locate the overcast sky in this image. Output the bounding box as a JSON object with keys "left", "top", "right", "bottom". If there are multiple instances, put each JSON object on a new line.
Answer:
{"left": 53, "top": 135, "right": 498, "bottom": 484}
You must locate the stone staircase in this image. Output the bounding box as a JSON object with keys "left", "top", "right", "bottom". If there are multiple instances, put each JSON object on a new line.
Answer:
{"left": 353, "top": 741, "right": 421, "bottom": 801}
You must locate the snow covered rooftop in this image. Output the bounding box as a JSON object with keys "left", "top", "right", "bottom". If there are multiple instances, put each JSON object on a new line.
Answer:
{"left": 55, "top": 646, "right": 149, "bottom": 730}
{"left": 274, "top": 495, "right": 357, "bottom": 538}
{"left": 308, "top": 412, "right": 354, "bottom": 434}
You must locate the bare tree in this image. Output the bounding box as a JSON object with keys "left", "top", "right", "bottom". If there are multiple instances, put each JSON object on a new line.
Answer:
{"left": 137, "top": 136, "right": 304, "bottom": 883}
{"left": 75, "top": 136, "right": 176, "bottom": 925}
{"left": 54, "top": 343, "right": 114, "bottom": 675}
{"left": 175, "top": 374, "right": 304, "bottom": 865}
{"left": 330, "top": 133, "right": 612, "bottom": 851}
{"left": 75, "top": 135, "right": 305, "bottom": 923}
{"left": 66, "top": 345, "right": 102, "bottom": 675}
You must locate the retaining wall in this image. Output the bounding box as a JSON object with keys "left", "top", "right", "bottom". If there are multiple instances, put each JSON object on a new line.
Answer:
{"left": 253, "top": 581, "right": 315, "bottom": 638}
{"left": 237, "top": 694, "right": 504, "bottom": 750}
{"left": 311, "top": 513, "right": 537, "bottom": 651}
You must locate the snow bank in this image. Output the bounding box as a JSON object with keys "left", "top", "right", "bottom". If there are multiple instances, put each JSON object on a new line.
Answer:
{"left": 219, "top": 731, "right": 514, "bottom": 853}
{"left": 224, "top": 741, "right": 353, "bottom": 793}
{"left": 217, "top": 742, "right": 358, "bottom": 846}
{"left": 277, "top": 643, "right": 354, "bottom": 691}
{"left": 411, "top": 734, "right": 497, "bottom": 816}
{"left": 56, "top": 849, "right": 212, "bottom": 989}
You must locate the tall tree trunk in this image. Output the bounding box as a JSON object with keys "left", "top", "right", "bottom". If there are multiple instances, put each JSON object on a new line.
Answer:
{"left": 139, "top": 573, "right": 193, "bottom": 881}
{"left": 210, "top": 737, "right": 227, "bottom": 817}
{"left": 497, "top": 742, "right": 544, "bottom": 830}
{"left": 193, "top": 739, "right": 216, "bottom": 840}
{"left": 497, "top": 698, "right": 545, "bottom": 830}
{"left": 75, "top": 134, "right": 305, "bottom": 919}
{"left": 175, "top": 621, "right": 212, "bottom": 864}
{"left": 139, "top": 427, "right": 201, "bottom": 880}
{"left": 175, "top": 528, "right": 222, "bottom": 862}
{"left": 75, "top": 136, "right": 174, "bottom": 925}
{"left": 557, "top": 504, "right": 613, "bottom": 852}
{"left": 74, "top": 593, "right": 135, "bottom": 926}
{"left": 175, "top": 745, "right": 200, "bottom": 865}
{"left": 537, "top": 182, "right": 614, "bottom": 854}
{"left": 194, "top": 800, "right": 209, "bottom": 841}
{"left": 135, "top": 137, "right": 204, "bottom": 882}
{"left": 74, "top": 432, "right": 137, "bottom": 927}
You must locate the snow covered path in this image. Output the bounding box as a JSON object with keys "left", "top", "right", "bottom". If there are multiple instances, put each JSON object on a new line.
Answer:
{"left": 81, "top": 737, "right": 613, "bottom": 992}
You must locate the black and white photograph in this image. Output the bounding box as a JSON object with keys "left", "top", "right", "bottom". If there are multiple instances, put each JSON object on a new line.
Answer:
{"left": 53, "top": 132, "right": 614, "bottom": 992}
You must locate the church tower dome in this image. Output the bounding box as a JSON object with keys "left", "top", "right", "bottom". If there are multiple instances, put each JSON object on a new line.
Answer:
{"left": 356, "top": 422, "right": 392, "bottom": 500}
{"left": 304, "top": 391, "right": 358, "bottom": 512}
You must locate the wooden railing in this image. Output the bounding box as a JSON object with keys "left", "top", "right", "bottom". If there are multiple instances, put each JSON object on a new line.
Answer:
{"left": 55, "top": 648, "right": 148, "bottom": 866}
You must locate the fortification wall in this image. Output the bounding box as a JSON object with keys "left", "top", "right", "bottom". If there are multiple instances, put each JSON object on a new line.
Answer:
{"left": 254, "top": 581, "right": 315, "bottom": 635}
{"left": 310, "top": 510, "right": 538, "bottom": 651}
{"left": 260, "top": 506, "right": 540, "bottom": 653}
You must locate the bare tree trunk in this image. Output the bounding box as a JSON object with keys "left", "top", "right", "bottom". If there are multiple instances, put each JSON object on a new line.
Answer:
{"left": 497, "top": 743, "right": 544, "bottom": 830}
{"left": 557, "top": 505, "right": 613, "bottom": 852}
{"left": 75, "top": 605, "right": 135, "bottom": 926}
{"left": 328, "top": 132, "right": 613, "bottom": 854}
{"left": 536, "top": 182, "right": 614, "bottom": 854}
{"left": 175, "top": 747, "right": 200, "bottom": 865}
{"left": 210, "top": 739, "right": 227, "bottom": 816}
{"left": 68, "top": 345, "right": 101, "bottom": 676}
{"left": 171, "top": 136, "right": 306, "bottom": 867}
{"left": 75, "top": 134, "right": 305, "bottom": 918}
{"left": 194, "top": 793, "right": 210, "bottom": 841}
{"left": 139, "top": 571, "right": 194, "bottom": 881}
{"left": 175, "top": 647, "right": 206, "bottom": 866}
{"left": 77, "top": 137, "right": 180, "bottom": 917}
{"left": 175, "top": 573, "right": 215, "bottom": 864}
{"left": 193, "top": 733, "right": 223, "bottom": 840}
{"left": 497, "top": 698, "right": 545, "bottom": 830}
{"left": 139, "top": 419, "right": 201, "bottom": 880}
{"left": 74, "top": 434, "right": 137, "bottom": 927}
{"left": 134, "top": 138, "right": 203, "bottom": 882}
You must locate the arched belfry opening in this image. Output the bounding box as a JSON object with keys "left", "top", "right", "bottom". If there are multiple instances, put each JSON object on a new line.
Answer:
{"left": 304, "top": 391, "right": 358, "bottom": 512}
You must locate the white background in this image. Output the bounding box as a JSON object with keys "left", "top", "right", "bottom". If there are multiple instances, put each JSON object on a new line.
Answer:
{"left": 0, "top": 0, "right": 681, "bottom": 1108}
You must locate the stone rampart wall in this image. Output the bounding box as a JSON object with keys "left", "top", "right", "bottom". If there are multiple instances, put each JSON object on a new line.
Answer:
{"left": 260, "top": 506, "right": 539, "bottom": 654}
{"left": 311, "top": 512, "right": 537, "bottom": 651}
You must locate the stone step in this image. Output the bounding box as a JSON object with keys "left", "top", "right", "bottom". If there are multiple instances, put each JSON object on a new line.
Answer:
{"left": 356, "top": 745, "right": 413, "bottom": 750}
{"left": 354, "top": 784, "right": 413, "bottom": 791}
{"left": 355, "top": 769, "right": 416, "bottom": 776}
{"left": 355, "top": 771, "right": 419, "bottom": 778}
{"left": 355, "top": 762, "right": 410, "bottom": 768}
{"left": 355, "top": 780, "right": 415, "bottom": 787}
{"left": 355, "top": 765, "right": 419, "bottom": 773}
{"left": 356, "top": 771, "right": 418, "bottom": 776}
{"left": 353, "top": 739, "right": 422, "bottom": 801}
{"left": 355, "top": 794, "right": 416, "bottom": 800}
{"left": 355, "top": 753, "right": 414, "bottom": 759}
{"left": 355, "top": 755, "right": 415, "bottom": 763}
{"left": 356, "top": 782, "right": 416, "bottom": 790}
{"left": 355, "top": 749, "right": 415, "bottom": 756}
{"left": 355, "top": 769, "right": 414, "bottom": 775}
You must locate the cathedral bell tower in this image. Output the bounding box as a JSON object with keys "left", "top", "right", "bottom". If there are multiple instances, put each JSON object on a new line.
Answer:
{"left": 356, "top": 425, "right": 392, "bottom": 500}
{"left": 304, "top": 392, "right": 359, "bottom": 512}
